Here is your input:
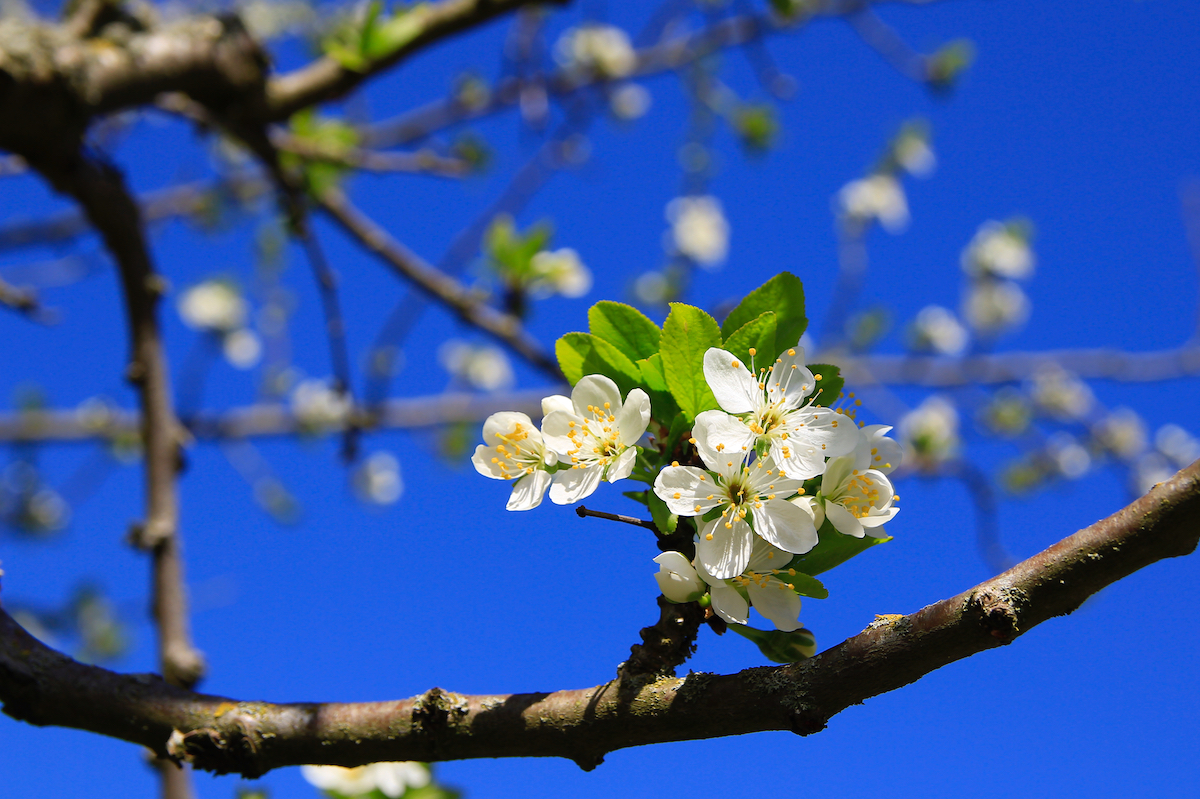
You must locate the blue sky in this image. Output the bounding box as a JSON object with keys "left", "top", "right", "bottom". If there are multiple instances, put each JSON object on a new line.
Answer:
{"left": 2, "top": 1, "right": 1200, "bottom": 797}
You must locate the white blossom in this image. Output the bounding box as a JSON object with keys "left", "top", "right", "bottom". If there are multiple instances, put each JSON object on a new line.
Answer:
{"left": 610, "top": 83, "right": 651, "bottom": 120}
{"left": 529, "top": 248, "right": 593, "bottom": 298}
{"left": 541, "top": 375, "right": 650, "bottom": 504}
{"left": 795, "top": 452, "right": 897, "bottom": 539}
{"left": 1047, "top": 431, "right": 1091, "bottom": 478}
{"left": 894, "top": 131, "right": 936, "bottom": 178}
{"left": 353, "top": 452, "right": 404, "bottom": 505}
{"left": 1030, "top": 365, "right": 1094, "bottom": 421}
{"left": 653, "top": 551, "right": 707, "bottom": 603}
{"left": 666, "top": 195, "right": 730, "bottom": 268}
{"left": 1132, "top": 452, "right": 1176, "bottom": 496}
{"left": 291, "top": 379, "right": 352, "bottom": 431}
{"left": 1094, "top": 408, "right": 1148, "bottom": 460}
{"left": 653, "top": 413, "right": 817, "bottom": 580}
{"left": 837, "top": 174, "right": 909, "bottom": 233}
{"left": 472, "top": 410, "right": 557, "bottom": 511}
{"left": 963, "top": 279, "right": 1030, "bottom": 334}
{"left": 1155, "top": 424, "right": 1200, "bottom": 468}
{"left": 555, "top": 25, "right": 637, "bottom": 77}
{"left": 438, "top": 340, "right": 515, "bottom": 391}
{"left": 961, "top": 220, "right": 1035, "bottom": 279}
{"left": 909, "top": 305, "right": 969, "bottom": 356}
{"left": 698, "top": 538, "right": 805, "bottom": 632}
{"left": 301, "top": 762, "right": 430, "bottom": 799}
{"left": 701, "top": 344, "right": 860, "bottom": 479}
{"left": 222, "top": 328, "right": 262, "bottom": 369}
{"left": 899, "top": 395, "right": 960, "bottom": 466}
{"left": 178, "top": 280, "right": 247, "bottom": 333}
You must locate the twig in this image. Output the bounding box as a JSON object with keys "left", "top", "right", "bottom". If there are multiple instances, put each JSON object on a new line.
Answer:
{"left": 0, "top": 277, "right": 41, "bottom": 317}
{"left": 270, "top": 132, "right": 469, "bottom": 177}
{"left": 315, "top": 186, "right": 564, "bottom": 381}
{"left": 2, "top": 459, "right": 1197, "bottom": 775}
{"left": 575, "top": 505, "right": 659, "bottom": 531}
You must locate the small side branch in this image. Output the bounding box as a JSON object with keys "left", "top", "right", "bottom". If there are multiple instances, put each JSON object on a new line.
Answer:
{"left": 575, "top": 505, "right": 659, "bottom": 531}
{"left": 316, "top": 186, "right": 563, "bottom": 381}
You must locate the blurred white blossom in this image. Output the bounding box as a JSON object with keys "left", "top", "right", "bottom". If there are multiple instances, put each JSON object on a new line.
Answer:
{"left": 1094, "top": 408, "right": 1147, "bottom": 460}
{"left": 899, "top": 395, "right": 960, "bottom": 467}
{"left": 1046, "top": 431, "right": 1091, "bottom": 479}
{"left": 301, "top": 762, "right": 430, "bottom": 799}
{"left": 555, "top": 25, "right": 636, "bottom": 78}
{"left": 837, "top": 174, "right": 909, "bottom": 233}
{"left": 178, "top": 280, "right": 247, "bottom": 333}
{"left": 981, "top": 388, "right": 1032, "bottom": 437}
{"left": 529, "top": 248, "right": 592, "bottom": 298}
{"left": 961, "top": 220, "right": 1035, "bottom": 279}
{"left": 894, "top": 130, "right": 936, "bottom": 178}
{"left": 1030, "top": 365, "right": 1094, "bottom": 421}
{"left": 666, "top": 195, "right": 729, "bottom": 268}
{"left": 1132, "top": 452, "right": 1176, "bottom": 495}
{"left": 909, "top": 305, "right": 969, "bottom": 356}
{"left": 633, "top": 271, "right": 670, "bottom": 305}
{"left": 237, "top": 0, "right": 316, "bottom": 39}
{"left": 610, "top": 83, "right": 651, "bottom": 120}
{"left": 291, "top": 379, "right": 352, "bottom": 430}
{"left": 353, "top": 452, "right": 404, "bottom": 505}
{"left": 963, "top": 280, "right": 1030, "bottom": 334}
{"left": 438, "top": 340, "right": 515, "bottom": 391}
{"left": 222, "top": 328, "right": 262, "bottom": 370}
{"left": 1155, "top": 424, "right": 1200, "bottom": 467}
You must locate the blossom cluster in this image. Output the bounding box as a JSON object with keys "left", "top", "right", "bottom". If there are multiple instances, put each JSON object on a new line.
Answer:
{"left": 649, "top": 345, "right": 901, "bottom": 631}
{"left": 472, "top": 375, "right": 650, "bottom": 510}
{"left": 472, "top": 274, "right": 903, "bottom": 656}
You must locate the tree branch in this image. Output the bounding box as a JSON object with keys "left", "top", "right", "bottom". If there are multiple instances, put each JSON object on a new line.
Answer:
{"left": 315, "top": 186, "right": 564, "bottom": 381}
{"left": 4, "top": 459, "right": 1196, "bottom": 776}
{"left": 265, "top": 0, "right": 569, "bottom": 121}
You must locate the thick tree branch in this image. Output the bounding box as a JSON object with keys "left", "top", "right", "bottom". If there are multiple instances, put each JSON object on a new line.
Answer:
{"left": 3, "top": 460, "right": 1196, "bottom": 776}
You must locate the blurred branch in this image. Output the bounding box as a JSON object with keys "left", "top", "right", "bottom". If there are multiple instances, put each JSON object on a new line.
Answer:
{"left": 315, "top": 186, "right": 564, "bottom": 381}
{"left": 3, "top": 459, "right": 1197, "bottom": 775}
{"left": 833, "top": 344, "right": 1200, "bottom": 386}
{"left": 0, "top": 277, "right": 41, "bottom": 318}
{"left": 271, "top": 132, "right": 470, "bottom": 177}
{"left": 265, "top": 0, "right": 571, "bottom": 121}
{"left": 0, "top": 390, "right": 552, "bottom": 444}
{"left": 30, "top": 152, "right": 206, "bottom": 701}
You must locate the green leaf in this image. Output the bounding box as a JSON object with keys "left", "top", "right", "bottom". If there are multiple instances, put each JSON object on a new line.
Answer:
{"left": 779, "top": 570, "right": 828, "bottom": 599}
{"left": 589, "top": 301, "right": 661, "bottom": 362}
{"left": 362, "top": 4, "right": 427, "bottom": 62}
{"left": 660, "top": 303, "right": 721, "bottom": 421}
{"left": 807, "top": 363, "right": 844, "bottom": 407}
{"left": 645, "top": 490, "right": 678, "bottom": 534}
{"left": 721, "top": 311, "right": 777, "bottom": 366}
{"left": 786, "top": 518, "right": 890, "bottom": 576}
{"left": 555, "top": 332, "right": 642, "bottom": 395}
{"left": 635, "top": 353, "right": 679, "bottom": 425}
{"left": 720, "top": 272, "right": 807, "bottom": 352}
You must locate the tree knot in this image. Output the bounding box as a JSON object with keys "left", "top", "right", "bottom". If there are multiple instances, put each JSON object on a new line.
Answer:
{"left": 968, "top": 587, "right": 1026, "bottom": 644}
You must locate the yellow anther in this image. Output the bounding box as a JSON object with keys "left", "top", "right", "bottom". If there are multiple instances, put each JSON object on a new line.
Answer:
{"left": 731, "top": 360, "right": 740, "bottom": 368}
{"left": 673, "top": 492, "right": 681, "bottom": 500}
{"left": 787, "top": 348, "right": 796, "bottom": 356}
{"left": 815, "top": 374, "right": 823, "bottom": 381}
{"left": 671, "top": 461, "right": 679, "bottom": 467}
{"left": 706, "top": 532, "right": 715, "bottom": 540}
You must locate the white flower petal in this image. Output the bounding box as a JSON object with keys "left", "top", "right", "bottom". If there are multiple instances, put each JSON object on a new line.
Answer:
{"left": 697, "top": 516, "right": 753, "bottom": 580}
{"left": 540, "top": 410, "right": 581, "bottom": 457}
{"left": 824, "top": 501, "right": 865, "bottom": 538}
{"left": 616, "top": 388, "right": 651, "bottom": 442}
{"left": 507, "top": 470, "right": 551, "bottom": 511}
{"left": 607, "top": 446, "right": 637, "bottom": 482}
{"left": 472, "top": 444, "right": 506, "bottom": 479}
{"left": 709, "top": 581, "right": 749, "bottom": 625}
{"left": 653, "top": 552, "right": 706, "bottom": 602}
{"left": 653, "top": 466, "right": 716, "bottom": 515}
{"left": 549, "top": 465, "right": 604, "bottom": 504}
{"left": 753, "top": 498, "right": 818, "bottom": 555}
{"left": 541, "top": 394, "right": 574, "bottom": 416}
{"left": 746, "top": 580, "right": 803, "bottom": 632}
{"left": 765, "top": 345, "right": 815, "bottom": 409}
{"left": 703, "top": 348, "right": 760, "bottom": 414}
{"left": 694, "top": 410, "right": 757, "bottom": 466}
{"left": 571, "top": 374, "right": 622, "bottom": 417}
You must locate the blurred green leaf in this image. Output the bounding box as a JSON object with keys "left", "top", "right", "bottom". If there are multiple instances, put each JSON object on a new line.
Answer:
{"left": 720, "top": 272, "right": 806, "bottom": 350}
